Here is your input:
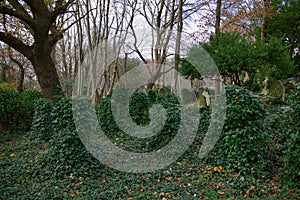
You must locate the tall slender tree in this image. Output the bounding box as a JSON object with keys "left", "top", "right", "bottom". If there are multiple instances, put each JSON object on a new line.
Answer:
{"left": 261, "top": 0, "right": 271, "bottom": 41}
{"left": 214, "top": 0, "right": 222, "bottom": 102}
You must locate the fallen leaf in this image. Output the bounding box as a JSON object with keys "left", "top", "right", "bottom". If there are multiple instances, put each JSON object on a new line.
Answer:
{"left": 75, "top": 181, "right": 83, "bottom": 187}
{"left": 159, "top": 192, "right": 165, "bottom": 197}
{"left": 244, "top": 185, "right": 255, "bottom": 198}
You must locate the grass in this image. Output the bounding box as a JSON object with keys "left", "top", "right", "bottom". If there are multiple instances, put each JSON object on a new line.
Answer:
{"left": 0, "top": 132, "right": 299, "bottom": 199}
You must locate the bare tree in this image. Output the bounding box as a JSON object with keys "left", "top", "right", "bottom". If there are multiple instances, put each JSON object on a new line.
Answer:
{"left": 129, "top": 0, "right": 202, "bottom": 90}
{"left": 73, "top": 0, "right": 138, "bottom": 103}
{"left": 0, "top": 41, "right": 33, "bottom": 92}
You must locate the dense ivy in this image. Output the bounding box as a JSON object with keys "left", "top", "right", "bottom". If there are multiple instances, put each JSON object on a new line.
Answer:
{"left": 97, "top": 90, "right": 181, "bottom": 153}
{"left": 36, "top": 97, "right": 100, "bottom": 178}
{"left": 263, "top": 85, "right": 300, "bottom": 188}
{"left": 32, "top": 90, "right": 181, "bottom": 177}
{"left": 1, "top": 86, "right": 300, "bottom": 198}
{"left": 281, "top": 85, "right": 300, "bottom": 187}
{"left": 31, "top": 98, "right": 54, "bottom": 141}
{"left": 205, "top": 86, "right": 268, "bottom": 175}
{"left": 29, "top": 86, "right": 300, "bottom": 189}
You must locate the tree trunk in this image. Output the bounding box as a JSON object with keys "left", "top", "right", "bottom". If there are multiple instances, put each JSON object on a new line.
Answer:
{"left": 174, "top": 0, "right": 183, "bottom": 91}
{"left": 215, "top": 0, "right": 222, "bottom": 38}
{"left": 10, "top": 58, "right": 24, "bottom": 93}
{"left": 18, "top": 65, "right": 24, "bottom": 93}
{"left": 261, "top": 0, "right": 270, "bottom": 41}
{"left": 30, "top": 11, "right": 63, "bottom": 100}
{"left": 0, "top": 62, "right": 9, "bottom": 82}
{"left": 214, "top": 0, "right": 222, "bottom": 103}
{"left": 107, "top": 61, "right": 119, "bottom": 97}
{"left": 31, "top": 49, "right": 62, "bottom": 99}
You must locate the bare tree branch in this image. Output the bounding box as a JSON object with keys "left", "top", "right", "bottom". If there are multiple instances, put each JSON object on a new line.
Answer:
{"left": 0, "top": 4, "right": 33, "bottom": 28}
{"left": 0, "top": 32, "right": 32, "bottom": 59}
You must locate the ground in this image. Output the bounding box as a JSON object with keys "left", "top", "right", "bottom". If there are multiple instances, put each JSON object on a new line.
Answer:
{"left": 1, "top": 132, "right": 299, "bottom": 199}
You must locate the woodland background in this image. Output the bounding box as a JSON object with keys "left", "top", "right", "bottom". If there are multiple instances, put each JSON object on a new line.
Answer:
{"left": 0, "top": 0, "right": 299, "bottom": 199}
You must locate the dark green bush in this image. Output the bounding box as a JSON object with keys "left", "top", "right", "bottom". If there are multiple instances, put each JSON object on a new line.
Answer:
{"left": 21, "top": 89, "right": 43, "bottom": 100}
{"left": 206, "top": 86, "right": 268, "bottom": 174}
{"left": 0, "top": 88, "right": 42, "bottom": 134}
